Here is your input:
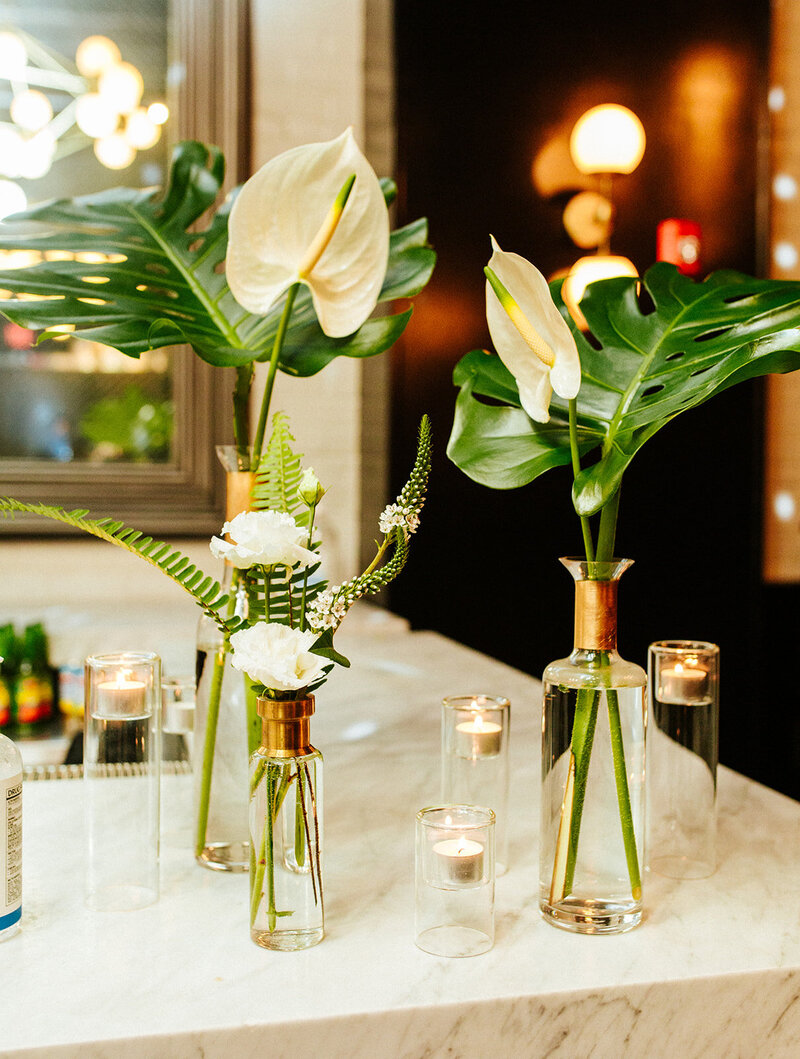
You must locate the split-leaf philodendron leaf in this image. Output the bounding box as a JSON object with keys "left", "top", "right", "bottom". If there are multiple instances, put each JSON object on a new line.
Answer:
{"left": 448, "top": 263, "right": 800, "bottom": 516}
{"left": 0, "top": 140, "right": 435, "bottom": 374}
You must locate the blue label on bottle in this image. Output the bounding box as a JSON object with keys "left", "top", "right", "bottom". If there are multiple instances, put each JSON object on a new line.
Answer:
{"left": 0, "top": 905, "right": 21, "bottom": 930}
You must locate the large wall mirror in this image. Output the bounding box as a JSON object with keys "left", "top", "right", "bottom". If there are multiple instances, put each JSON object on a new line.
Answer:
{"left": 0, "top": 0, "right": 249, "bottom": 534}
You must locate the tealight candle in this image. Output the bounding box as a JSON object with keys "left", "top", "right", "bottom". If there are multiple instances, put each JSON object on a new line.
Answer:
{"left": 658, "top": 660, "right": 709, "bottom": 704}
{"left": 432, "top": 837, "right": 484, "bottom": 886}
{"left": 96, "top": 669, "right": 147, "bottom": 718}
{"left": 455, "top": 712, "right": 503, "bottom": 757}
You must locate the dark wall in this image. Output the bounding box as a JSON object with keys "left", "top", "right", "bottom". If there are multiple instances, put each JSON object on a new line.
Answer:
{"left": 389, "top": 1, "right": 789, "bottom": 793}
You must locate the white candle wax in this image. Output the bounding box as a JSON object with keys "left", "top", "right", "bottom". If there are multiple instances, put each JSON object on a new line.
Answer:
{"left": 658, "top": 662, "right": 709, "bottom": 704}
{"left": 95, "top": 671, "right": 148, "bottom": 719}
{"left": 455, "top": 714, "right": 502, "bottom": 757}
{"left": 432, "top": 837, "right": 484, "bottom": 886}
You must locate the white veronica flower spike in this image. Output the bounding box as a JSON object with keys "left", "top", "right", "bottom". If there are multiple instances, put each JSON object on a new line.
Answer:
{"left": 485, "top": 237, "right": 581, "bottom": 423}
{"left": 226, "top": 127, "right": 390, "bottom": 337}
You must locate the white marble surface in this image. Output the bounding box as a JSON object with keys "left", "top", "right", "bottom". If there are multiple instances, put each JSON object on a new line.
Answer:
{"left": 3, "top": 622, "right": 800, "bottom": 1058}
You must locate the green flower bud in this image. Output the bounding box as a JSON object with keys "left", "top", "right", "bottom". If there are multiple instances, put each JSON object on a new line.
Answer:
{"left": 298, "top": 467, "right": 327, "bottom": 507}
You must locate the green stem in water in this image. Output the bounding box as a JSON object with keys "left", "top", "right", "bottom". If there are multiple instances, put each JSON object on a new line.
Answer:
{"left": 606, "top": 683, "right": 642, "bottom": 899}
{"left": 569, "top": 397, "right": 594, "bottom": 562}
{"left": 561, "top": 685, "right": 600, "bottom": 897}
{"left": 194, "top": 645, "right": 226, "bottom": 858}
{"left": 252, "top": 282, "right": 300, "bottom": 462}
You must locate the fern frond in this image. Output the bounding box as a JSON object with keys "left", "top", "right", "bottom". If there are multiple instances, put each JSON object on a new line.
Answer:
{"left": 252, "top": 412, "right": 307, "bottom": 524}
{"left": 0, "top": 497, "right": 228, "bottom": 626}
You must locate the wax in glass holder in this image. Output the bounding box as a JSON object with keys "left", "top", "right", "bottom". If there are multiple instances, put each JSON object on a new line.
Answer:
{"left": 647, "top": 640, "right": 719, "bottom": 879}
{"left": 415, "top": 805, "right": 495, "bottom": 958}
{"left": 441, "top": 695, "right": 510, "bottom": 874}
{"left": 84, "top": 652, "right": 161, "bottom": 910}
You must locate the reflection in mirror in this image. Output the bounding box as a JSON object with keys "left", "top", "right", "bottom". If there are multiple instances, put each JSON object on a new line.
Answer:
{"left": 0, "top": 1, "right": 173, "bottom": 467}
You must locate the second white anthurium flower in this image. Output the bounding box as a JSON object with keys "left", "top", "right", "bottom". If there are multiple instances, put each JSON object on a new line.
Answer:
{"left": 229, "top": 623, "right": 326, "bottom": 692}
{"left": 226, "top": 128, "right": 390, "bottom": 337}
{"left": 209, "top": 510, "right": 316, "bottom": 570}
{"left": 485, "top": 237, "right": 581, "bottom": 423}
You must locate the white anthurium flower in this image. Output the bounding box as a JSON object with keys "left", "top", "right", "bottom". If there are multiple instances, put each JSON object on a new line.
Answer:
{"left": 229, "top": 622, "right": 326, "bottom": 692}
{"left": 485, "top": 236, "right": 581, "bottom": 423}
{"left": 209, "top": 510, "right": 316, "bottom": 570}
{"left": 226, "top": 127, "right": 390, "bottom": 337}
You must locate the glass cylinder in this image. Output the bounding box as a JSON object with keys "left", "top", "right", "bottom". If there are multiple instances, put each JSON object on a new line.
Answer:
{"left": 540, "top": 558, "right": 646, "bottom": 934}
{"left": 647, "top": 640, "right": 719, "bottom": 879}
{"left": 84, "top": 652, "right": 161, "bottom": 911}
{"left": 194, "top": 444, "right": 258, "bottom": 872}
{"left": 441, "top": 695, "right": 510, "bottom": 874}
{"left": 162, "top": 676, "right": 195, "bottom": 763}
{"left": 415, "top": 805, "right": 495, "bottom": 958}
{"left": 249, "top": 696, "right": 324, "bottom": 951}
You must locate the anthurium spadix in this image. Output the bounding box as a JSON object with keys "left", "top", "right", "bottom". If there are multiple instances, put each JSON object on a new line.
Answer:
{"left": 226, "top": 128, "right": 390, "bottom": 337}
{"left": 485, "top": 238, "right": 581, "bottom": 422}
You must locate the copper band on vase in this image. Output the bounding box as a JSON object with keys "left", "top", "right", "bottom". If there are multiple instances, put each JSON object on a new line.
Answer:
{"left": 257, "top": 695, "right": 316, "bottom": 757}
{"left": 574, "top": 579, "right": 618, "bottom": 650}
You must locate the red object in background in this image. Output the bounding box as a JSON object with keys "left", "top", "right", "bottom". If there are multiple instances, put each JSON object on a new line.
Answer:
{"left": 657, "top": 218, "right": 703, "bottom": 277}
{"left": 3, "top": 321, "right": 35, "bottom": 350}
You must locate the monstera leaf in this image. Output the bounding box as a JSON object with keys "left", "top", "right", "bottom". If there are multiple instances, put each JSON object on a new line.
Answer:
{"left": 0, "top": 141, "right": 435, "bottom": 372}
{"left": 448, "top": 263, "right": 800, "bottom": 516}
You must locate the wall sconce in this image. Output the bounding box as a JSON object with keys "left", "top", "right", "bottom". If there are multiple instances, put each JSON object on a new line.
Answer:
{"left": 562, "top": 254, "right": 639, "bottom": 329}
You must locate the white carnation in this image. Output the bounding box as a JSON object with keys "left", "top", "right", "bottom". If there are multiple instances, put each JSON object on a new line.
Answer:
{"left": 210, "top": 510, "right": 316, "bottom": 570}
{"left": 229, "top": 622, "right": 326, "bottom": 692}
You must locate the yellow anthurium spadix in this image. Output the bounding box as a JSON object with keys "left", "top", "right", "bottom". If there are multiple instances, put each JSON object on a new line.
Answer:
{"left": 226, "top": 128, "right": 390, "bottom": 337}
{"left": 485, "top": 237, "right": 581, "bottom": 422}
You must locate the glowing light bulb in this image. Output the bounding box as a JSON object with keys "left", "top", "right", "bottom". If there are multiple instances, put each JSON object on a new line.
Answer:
{"left": 570, "top": 104, "right": 646, "bottom": 175}
{"left": 124, "top": 108, "right": 161, "bottom": 150}
{"left": 0, "top": 32, "right": 27, "bottom": 78}
{"left": 98, "top": 61, "right": 144, "bottom": 115}
{"left": 0, "top": 129, "right": 24, "bottom": 178}
{"left": 0, "top": 180, "right": 26, "bottom": 220}
{"left": 147, "top": 102, "right": 169, "bottom": 126}
{"left": 76, "top": 93, "right": 120, "bottom": 138}
{"left": 94, "top": 133, "right": 136, "bottom": 170}
{"left": 774, "top": 242, "right": 799, "bottom": 270}
{"left": 563, "top": 255, "right": 638, "bottom": 330}
{"left": 10, "top": 89, "right": 53, "bottom": 132}
{"left": 76, "top": 35, "right": 121, "bottom": 78}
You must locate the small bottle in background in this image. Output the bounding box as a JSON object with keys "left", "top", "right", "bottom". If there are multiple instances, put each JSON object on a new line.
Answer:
{"left": 0, "top": 627, "right": 17, "bottom": 729}
{"left": 14, "top": 624, "right": 53, "bottom": 729}
{"left": 0, "top": 655, "right": 22, "bottom": 940}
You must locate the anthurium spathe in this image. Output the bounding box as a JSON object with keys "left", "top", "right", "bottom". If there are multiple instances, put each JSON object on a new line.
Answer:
{"left": 485, "top": 237, "right": 581, "bottom": 422}
{"left": 226, "top": 128, "right": 390, "bottom": 337}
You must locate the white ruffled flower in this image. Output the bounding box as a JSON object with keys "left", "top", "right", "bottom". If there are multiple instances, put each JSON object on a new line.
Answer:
{"left": 209, "top": 510, "right": 316, "bottom": 570}
{"left": 485, "top": 236, "right": 581, "bottom": 423}
{"left": 229, "top": 622, "right": 326, "bottom": 692}
{"left": 226, "top": 128, "right": 390, "bottom": 337}
{"left": 379, "top": 503, "right": 420, "bottom": 536}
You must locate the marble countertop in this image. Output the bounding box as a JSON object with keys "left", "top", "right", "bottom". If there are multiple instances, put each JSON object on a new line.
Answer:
{"left": 3, "top": 623, "right": 800, "bottom": 1058}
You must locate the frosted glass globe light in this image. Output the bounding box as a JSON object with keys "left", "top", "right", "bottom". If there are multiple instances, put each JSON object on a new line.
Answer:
{"left": 94, "top": 132, "right": 136, "bottom": 170}
{"left": 76, "top": 35, "right": 121, "bottom": 78}
{"left": 17, "top": 130, "right": 56, "bottom": 180}
{"left": 10, "top": 89, "right": 53, "bottom": 132}
{"left": 0, "top": 128, "right": 24, "bottom": 178}
{"left": 147, "top": 102, "right": 169, "bottom": 126}
{"left": 125, "top": 108, "right": 160, "bottom": 150}
{"left": 0, "top": 32, "right": 27, "bottom": 78}
{"left": 0, "top": 180, "right": 26, "bottom": 220}
{"left": 98, "top": 61, "right": 144, "bottom": 115}
{"left": 76, "top": 93, "right": 119, "bottom": 138}
{"left": 562, "top": 254, "right": 639, "bottom": 329}
{"left": 570, "top": 104, "right": 646, "bottom": 175}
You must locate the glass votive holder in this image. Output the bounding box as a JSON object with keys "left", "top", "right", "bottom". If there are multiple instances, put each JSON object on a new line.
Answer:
{"left": 647, "top": 640, "right": 719, "bottom": 879}
{"left": 415, "top": 804, "right": 495, "bottom": 958}
{"left": 84, "top": 652, "right": 161, "bottom": 910}
{"left": 441, "top": 695, "right": 510, "bottom": 874}
{"left": 162, "top": 676, "right": 195, "bottom": 763}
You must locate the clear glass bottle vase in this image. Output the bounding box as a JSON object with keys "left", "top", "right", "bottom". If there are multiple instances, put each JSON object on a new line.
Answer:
{"left": 193, "top": 445, "right": 258, "bottom": 872}
{"left": 249, "top": 696, "right": 324, "bottom": 951}
{"left": 539, "top": 558, "right": 646, "bottom": 934}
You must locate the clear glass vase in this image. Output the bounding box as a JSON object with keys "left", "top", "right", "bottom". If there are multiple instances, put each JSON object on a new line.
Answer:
{"left": 193, "top": 445, "right": 258, "bottom": 872}
{"left": 249, "top": 696, "right": 324, "bottom": 951}
{"left": 539, "top": 558, "right": 646, "bottom": 934}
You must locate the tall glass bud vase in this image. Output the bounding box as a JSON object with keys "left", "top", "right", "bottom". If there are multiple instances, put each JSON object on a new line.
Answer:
{"left": 249, "top": 696, "right": 324, "bottom": 951}
{"left": 194, "top": 446, "right": 256, "bottom": 872}
{"left": 540, "top": 558, "right": 646, "bottom": 934}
